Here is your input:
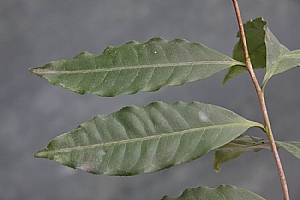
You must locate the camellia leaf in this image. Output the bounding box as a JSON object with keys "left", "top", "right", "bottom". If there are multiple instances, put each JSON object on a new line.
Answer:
{"left": 29, "top": 38, "right": 243, "bottom": 97}
{"left": 34, "top": 101, "right": 262, "bottom": 176}
{"left": 213, "top": 135, "right": 269, "bottom": 173}
{"left": 214, "top": 136, "right": 300, "bottom": 172}
{"left": 161, "top": 184, "right": 265, "bottom": 200}
{"left": 223, "top": 17, "right": 267, "bottom": 84}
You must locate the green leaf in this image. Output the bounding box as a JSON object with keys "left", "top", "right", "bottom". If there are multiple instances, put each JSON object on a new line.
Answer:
{"left": 213, "top": 135, "right": 269, "bottom": 173}
{"left": 276, "top": 141, "right": 300, "bottom": 159}
{"left": 161, "top": 185, "right": 265, "bottom": 200}
{"left": 223, "top": 17, "right": 267, "bottom": 84}
{"left": 262, "top": 48, "right": 300, "bottom": 89}
{"left": 214, "top": 136, "right": 300, "bottom": 172}
{"left": 29, "top": 38, "right": 243, "bottom": 97}
{"left": 34, "top": 101, "right": 262, "bottom": 176}
{"left": 222, "top": 17, "right": 300, "bottom": 87}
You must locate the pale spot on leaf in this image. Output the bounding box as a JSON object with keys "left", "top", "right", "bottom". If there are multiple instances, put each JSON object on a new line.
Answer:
{"left": 198, "top": 110, "right": 210, "bottom": 122}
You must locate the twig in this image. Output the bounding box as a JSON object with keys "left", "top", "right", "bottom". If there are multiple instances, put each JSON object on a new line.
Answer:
{"left": 231, "top": 0, "right": 290, "bottom": 199}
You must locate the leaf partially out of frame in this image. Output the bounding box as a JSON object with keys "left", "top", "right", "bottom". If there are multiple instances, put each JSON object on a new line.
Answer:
{"left": 276, "top": 141, "right": 300, "bottom": 159}
{"left": 262, "top": 48, "right": 300, "bottom": 90}
{"left": 29, "top": 38, "right": 243, "bottom": 97}
{"left": 34, "top": 101, "right": 262, "bottom": 176}
{"left": 223, "top": 17, "right": 267, "bottom": 84}
{"left": 162, "top": 185, "right": 265, "bottom": 200}
{"left": 214, "top": 135, "right": 300, "bottom": 172}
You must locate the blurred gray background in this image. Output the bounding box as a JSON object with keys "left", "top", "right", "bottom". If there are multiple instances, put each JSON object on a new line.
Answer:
{"left": 2, "top": 0, "right": 300, "bottom": 199}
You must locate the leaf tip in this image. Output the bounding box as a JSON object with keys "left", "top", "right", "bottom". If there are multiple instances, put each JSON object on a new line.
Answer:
{"left": 28, "top": 67, "right": 37, "bottom": 74}
{"left": 29, "top": 67, "right": 44, "bottom": 78}
{"left": 222, "top": 75, "right": 230, "bottom": 85}
{"left": 214, "top": 167, "right": 221, "bottom": 173}
{"left": 34, "top": 151, "right": 46, "bottom": 158}
{"left": 34, "top": 148, "right": 49, "bottom": 158}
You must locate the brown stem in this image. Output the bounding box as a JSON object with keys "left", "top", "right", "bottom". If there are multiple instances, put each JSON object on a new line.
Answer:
{"left": 231, "top": 0, "right": 289, "bottom": 199}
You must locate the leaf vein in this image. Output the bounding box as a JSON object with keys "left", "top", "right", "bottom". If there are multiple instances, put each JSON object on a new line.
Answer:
{"left": 33, "top": 61, "right": 240, "bottom": 75}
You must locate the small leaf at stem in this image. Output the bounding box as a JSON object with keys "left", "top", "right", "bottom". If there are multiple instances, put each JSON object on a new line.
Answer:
{"left": 214, "top": 135, "right": 269, "bottom": 173}
{"left": 223, "top": 17, "right": 300, "bottom": 87}
{"left": 214, "top": 136, "right": 300, "bottom": 172}
{"left": 223, "top": 17, "right": 266, "bottom": 84}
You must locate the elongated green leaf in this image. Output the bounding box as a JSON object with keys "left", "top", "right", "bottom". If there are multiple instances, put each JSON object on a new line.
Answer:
{"left": 276, "top": 141, "right": 300, "bottom": 159}
{"left": 162, "top": 185, "right": 265, "bottom": 200}
{"left": 223, "top": 17, "right": 266, "bottom": 84}
{"left": 214, "top": 135, "right": 269, "bottom": 173}
{"left": 214, "top": 136, "right": 300, "bottom": 172}
{"left": 30, "top": 38, "right": 243, "bottom": 97}
{"left": 34, "top": 101, "right": 262, "bottom": 176}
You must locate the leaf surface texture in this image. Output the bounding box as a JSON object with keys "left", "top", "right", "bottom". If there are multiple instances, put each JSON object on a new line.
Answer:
{"left": 34, "top": 101, "right": 262, "bottom": 176}
{"left": 30, "top": 38, "right": 242, "bottom": 96}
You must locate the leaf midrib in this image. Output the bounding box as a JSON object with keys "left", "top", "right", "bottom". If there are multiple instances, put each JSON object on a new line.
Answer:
{"left": 33, "top": 60, "right": 243, "bottom": 75}
{"left": 41, "top": 121, "right": 259, "bottom": 155}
